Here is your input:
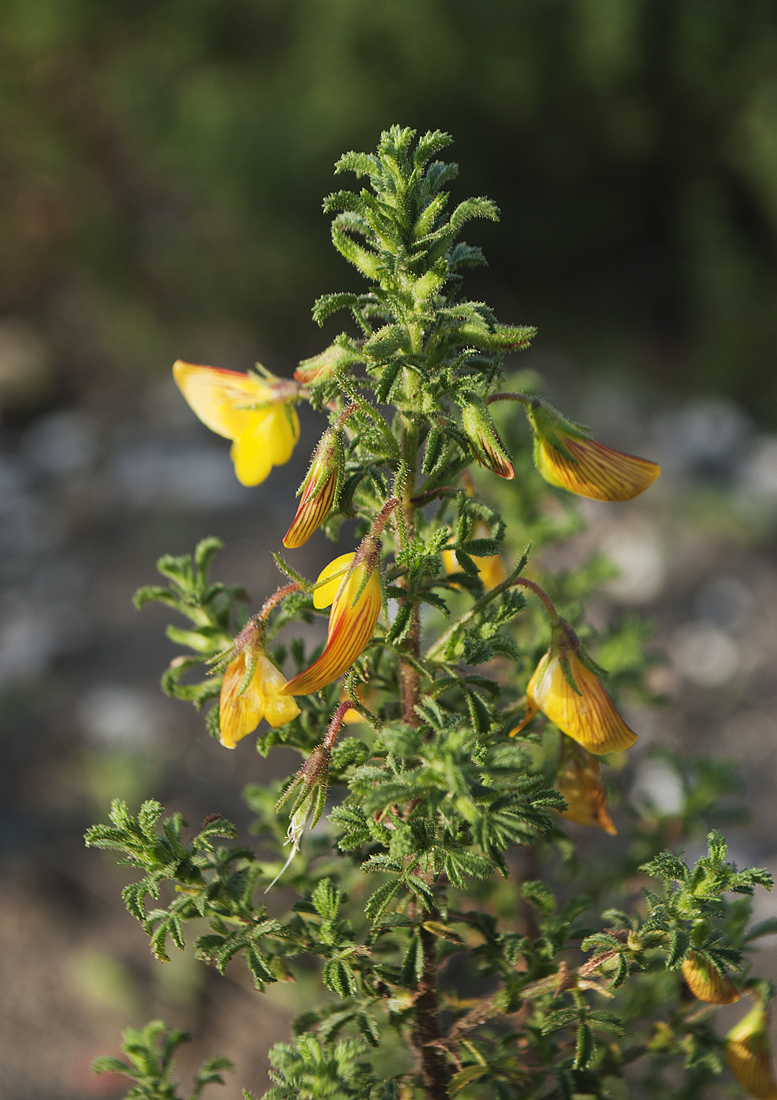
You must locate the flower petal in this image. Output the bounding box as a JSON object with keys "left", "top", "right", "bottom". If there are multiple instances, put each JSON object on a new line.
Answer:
{"left": 556, "top": 742, "right": 617, "bottom": 835}
{"left": 283, "top": 466, "right": 338, "bottom": 549}
{"left": 682, "top": 954, "right": 739, "bottom": 1005}
{"left": 173, "top": 361, "right": 273, "bottom": 440}
{"left": 529, "top": 652, "right": 638, "bottom": 754}
{"left": 257, "top": 655, "right": 301, "bottom": 727}
{"left": 727, "top": 1041, "right": 777, "bottom": 1100}
{"left": 284, "top": 566, "right": 381, "bottom": 695}
{"left": 537, "top": 436, "right": 660, "bottom": 502}
{"left": 313, "top": 553, "right": 356, "bottom": 609}
{"left": 219, "top": 651, "right": 265, "bottom": 749}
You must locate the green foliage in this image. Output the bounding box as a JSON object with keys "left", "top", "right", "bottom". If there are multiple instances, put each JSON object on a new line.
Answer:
{"left": 91, "top": 1020, "right": 232, "bottom": 1100}
{"left": 134, "top": 537, "right": 247, "bottom": 717}
{"left": 89, "top": 128, "right": 775, "bottom": 1100}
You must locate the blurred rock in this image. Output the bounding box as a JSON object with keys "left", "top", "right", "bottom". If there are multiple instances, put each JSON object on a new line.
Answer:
{"left": 0, "top": 320, "right": 52, "bottom": 410}
{"left": 651, "top": 397, "right": 751, "bottom": 482}
{"left": 109, "top": 440, "right": 247, "bottom": 509}
{"left": 670, "top": 622, "right": 739, "bottom": 687}
{"left": 23, "top": 410, "right": 97, "bottom": 477}
{"left": 601, "top": 517, "right": 666, "bottom": 604}
{"left": 77, "top": 683, "right": 164, "bottom": 747}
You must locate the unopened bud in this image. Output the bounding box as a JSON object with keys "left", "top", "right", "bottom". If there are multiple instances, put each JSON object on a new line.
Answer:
{"left": 461, "top": 398, "right": 514, "bottom": 480}
{"left": 283, "top": 427, "right": 344, "bottom": 548}
{"left": 295, "top": 343, "right": 361, "bottom": 384}
{"left": 266, "top": 744, "right": 331, "bottom": 891}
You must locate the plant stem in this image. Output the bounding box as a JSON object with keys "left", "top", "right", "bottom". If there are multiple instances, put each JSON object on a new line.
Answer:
{"left": 257, "top": 583, "right": 302, "bottom": 623}
{"left": 398, "top": 415, "right": 421, "bottom": 729}
{"left": 415, "top": 922, "right": 451, "bottom": 1100}
{"left": 425, "top": 555, "right": 551, "bottom": 661}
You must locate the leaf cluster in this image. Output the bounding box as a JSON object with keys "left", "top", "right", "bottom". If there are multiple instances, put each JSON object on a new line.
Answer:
{"left": 91, "top": 1020, "right": 232, "bottom": 1100}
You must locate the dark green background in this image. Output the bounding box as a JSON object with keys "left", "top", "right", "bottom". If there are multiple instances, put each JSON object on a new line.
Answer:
{"left": 3, "top": 0, "right": 777, "bottom": 416}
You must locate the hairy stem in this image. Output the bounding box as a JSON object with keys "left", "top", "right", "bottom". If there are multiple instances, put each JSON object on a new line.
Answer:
{"left": 395, "top": 356, "right": 450, "bottom": 1100}
{"left": 399, "top": 416, "right": 421, "bottom": 728}
{"left": 415, "top": 922, "right": 450, "bottom": 1100}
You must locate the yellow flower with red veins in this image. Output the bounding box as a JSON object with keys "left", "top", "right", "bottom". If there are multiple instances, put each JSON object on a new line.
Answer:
{"left": 283, "top": 426, "right": 343, "bottom": 549}
{"left": 218, "top": 621, "right": 300, "bottom": 749}
{"left": 284, "top": 542, "right": 382, "bottom": 696}
{"left": 555, "top": 739, "right": 617, "bottom": 835}
{"left": 511, "top": 623, "right": 637, "bottom": 754}
{"left": 527, "top": 397, "right": 660, "bottom": 502}
{"left": 726, "top": 1001, "right": 777, "bottom": 1100}
{"left": 681, "top": 952, "right": 739, "bottom": 1005}
{"left": 173, "top": 360, "right": 300, "bottom": 486}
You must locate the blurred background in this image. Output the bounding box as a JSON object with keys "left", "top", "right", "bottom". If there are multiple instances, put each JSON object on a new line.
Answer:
{"left": 3, "top": 1, "right": 777, "bottom": 1095}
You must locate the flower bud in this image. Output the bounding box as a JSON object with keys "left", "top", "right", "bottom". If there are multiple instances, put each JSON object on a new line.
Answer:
{"left": 555, "top": 739, "right": 616, "bottom": 835}
{"left": 266, "top": 743, "right": 331, "bottom": 890}
{"left": 682, "top": 952, "right": 739, "bottom": 1005}
{"left": 461, "top": 398, "right": 514, "bottom": 480}
{"left": 283, "top": 427, "right": 344, "bottom": 548}
{"left": 295, "top": 343, "right": 361, "bottom": 384}
{"left": 526, "top": 397, "right": 659, "bottom": 502}
{"left": 726, "top": 1001, "right": 777, "bottom": 1099}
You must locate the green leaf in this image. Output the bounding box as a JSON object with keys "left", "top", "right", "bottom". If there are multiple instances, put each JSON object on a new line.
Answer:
{"left": 312, "top": 879, "right": 342, "bottom": 923}
{"left": 401, "top": 936, "right": 424, "bottom": 987}
{"left": 666, "top": 927, "right": 691, "bottom": 969}
{"left": 91, "top": 1055, "right": 130, "bottom": 1074}
{"left": 246, "top": 947, "right": 276, "bottom": 990}
{"left": 365, "top": 880, "right": 403, "bottom": 924}
{"left": 322, "top": 958, "right": 358, "bottom": 998}
{"left": 451, "top": 1065, "right": 487, "bottom": 1093}
{"left": 521, "top": 880, "right": 555, "bottom": 915}
{"left": 574, "top": 1023, "right": 595, "bottom": 1070}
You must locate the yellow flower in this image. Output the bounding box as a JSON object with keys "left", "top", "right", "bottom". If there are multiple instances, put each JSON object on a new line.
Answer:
{"left": 681, "top": 952, "right": 739, "bottom": 1005}
{"left": 442, "top": 520, "right": 507, "bottom": 591}
{"left": 726, "top": 1001, "right": 777, "bottom": 1099}
{"left": 536, "top": 434, "right": 661, "bottom": 502}
{"left": 511, "top": 639, "right": 637, "bottom": 755}
{"left": 283, "top": 544, "right": 382, "bottom": 696}
{"left": 173, "top": 360, "right": 300, "bottom": 486}
{"left": 283, "top": 427, "right": 343, "bottom": 549}
{"left": 555, "top": 739, "right": 617, "bottom": 835}
{"left": 527, "top": 397, "right": 660, "bottom": 501}
{"left": 218, "top": 622, "right": 300, "bottom": 749}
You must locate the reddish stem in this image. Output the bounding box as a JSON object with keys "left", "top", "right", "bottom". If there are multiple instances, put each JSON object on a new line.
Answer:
{"left": 258, "top": 582, "right": 302, "bottom": 623}
{"left": 323, "top": 701, "right": 352, "bottom": 751}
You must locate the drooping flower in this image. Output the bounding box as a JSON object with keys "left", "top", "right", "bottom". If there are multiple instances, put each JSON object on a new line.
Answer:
{"left": 682, "top": 952, "right": 739, "bottom": 1005}
{"left": 283, "top": 542, "right": 382, "bottom": 696}
{"left": 173, "top": 360, "right": 300, "bottom": 486}
{"left": 511, "top": 622, "right": 638, "bottom": 754}
{"left": 283, "top": 425, "right": 344, "bottom": 549}
{"left": 555, "top": 738, "right": 617, "bottom": 835}
{"left": 217, "top": 620, "right": 300, "bottom": 749}
{"left": 726, "top": 1000, "right": 777, "bottom": 1099}
{"left": 526, "top": 397, "right": 660, "bottom": 502}
{"left": 461, "top": 398, "right": 514, "bottom": 480}
{"left": 442, "top": 520, "right": 507, "bottom": 591}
